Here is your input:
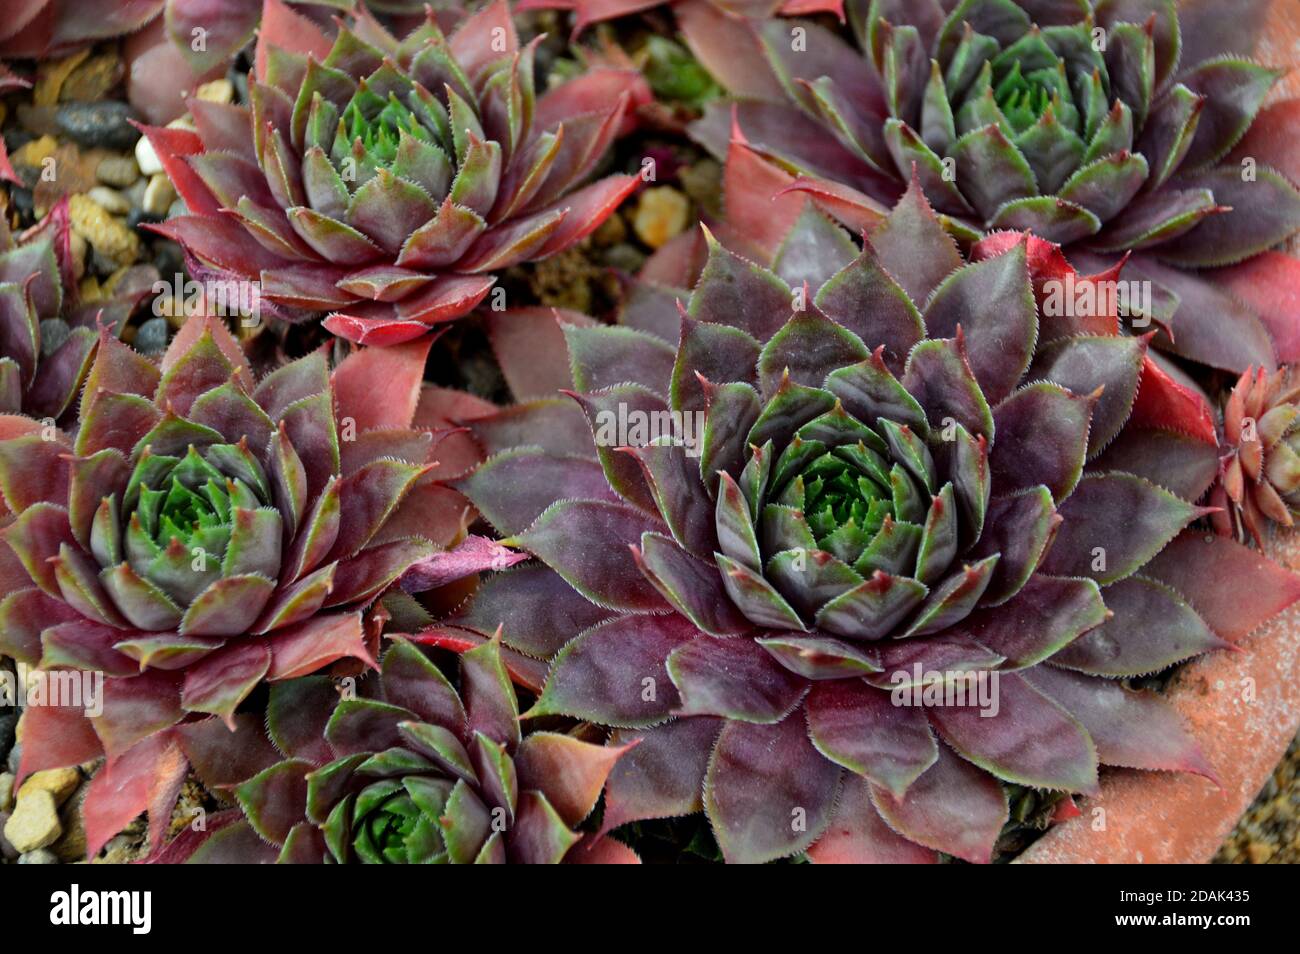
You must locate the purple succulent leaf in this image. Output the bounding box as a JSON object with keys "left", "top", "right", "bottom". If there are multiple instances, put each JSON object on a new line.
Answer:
{"left": 1058, "top": 150, "right": 1152, "bottom": 221}
{"left": 956, "top": 573, "right": 1106, "bottom": 668}
{"left": 1026, "top": 334, "right": 1144, "bottom": 456}
{"left": 1049, "top": 574, "right": 1230, "bottom": 676}
{"left": 451, "top": 564, "right": 614, "bottom": 659}
{"left": 600, "top": 717, "right": 723, "bottom": 835}
{"left": 667, "top": 635, "right": 808, "bottom": 723}
{"left": 568, "top": 384, "right": 666, "bottom": 512}
{"left": 1154, "top": 166, "right": 1300, "bottom": 268}
{"left": 757, "top": 634, "right": 884, "bottom": 680}
{"left": 460, "top": 635, "right": 521, "bottom": 750}
{"left": 529, "top": 614, "right": 700, "bottom": 727}
{"left": 1024, "top": 663, "right": 1215, "bottom": 778}
{"left": 505, "top": 499, "right": 670, "bottom": 613}
{"left": 265, "top": 677, "right": 338, "bottom": 765}
{"left": 804, "top": 678, "right": 936, "bottom": 797}
{"left": 1116, "top": 254, "right": 1275, "bottom": 373}
{"left": 633, "top": 532, "right": 750, "bottom": 638}
{"left": 808, "top": 772, "right": 938, "bottom": 863}
{"left": 715, "top": 551, "right": 808, "bottom": 630}
{"left": 325, "top": 698, "right": 415, "bottom": 758}
{"left": 41, "top": 621, "right": 141, "bottom": 676}
{"left": 1089, "top": 427, "right": 1218, "bottom": 501}
{"left": 901, "top": 555, "right": 1000, "bottom": 636}
{"left": 883, "top": 121, "right": 974, "bottom": 216}
{"left": 1037, "top": 472, "right": 1206, "bottom": 584}
{"left": 179, "top": 640, "right": 273, "bottom": 726}
{"left": 1176, "top": 57, "right": 1281, "bottom": 170}
{"left": 989, "top": 196, "right": 1102, "bottom": 245}
{"left": 748, "top": 376, "right": 839, "bottom": 450}
{"left": 623, "top": 442, "right": 716, "bottom": 559}
{"left": 871, "top": 739, "right": 1007, "bottom": 864}
{"left": 927, "top": 671, "right": 1099, "bottom": 793}
{"left": 813, "top": 244, "right": 926, "bottom": 374}
{"left": 472, "top": 398, "right": 597, "bottom": 460}
{"left": 91, "top": 670, "right": 185, "bottom": 760}
{"left": 704, "top": 711, "right": 842, "bottom": 864}
{"left": 687, "top": 231, "right": 794, "bottom": 341}
{"left": 669, "top": 315, "right": 761, "bottom": 416}
{"left": 699, "top": 383, "right": 763, "bottom": 492}
{"left": 815, "top": 570, "right": 929, "bottom": 639}
{"left": 825, "top": 350, "right": 929, "bottom": 434}
{"left": 1090, "top": 186, "right": 1221, "bottom": 252}
{"left": 234, "top": 758, "right": 312, "bottom": 846}
{"left": 901, "top": 336, "right": 994, "bottom": 438}
{"left": 988, "top": 382, "right": 1092, "bottom": 500}
{"left": 380, "top": 639, "right": 468, "bottom": 736}
{"left": 0, "top": 588, "right": 78, "bottom": 664}
{"left": 772, "top": 203, "right": 859, "bottom": 290}
{"left": 456, "top": 447, "right": 619, "bottom": 538}
{"left": 177, "top": 714, "right": 283, "bottom": 790}
{"left": 757, "top": 308, "right": 871, "bottom": 395}
{"left": 922, "top": 240, "right": 1037, "bottom": 404}
{"left": 1136, "top": 87, "right": 1202, "bottom": 191}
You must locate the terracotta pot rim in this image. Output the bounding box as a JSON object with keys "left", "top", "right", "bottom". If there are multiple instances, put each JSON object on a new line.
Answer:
{"left": 1018, "top": 528, "right": 1300, "bottom": 864}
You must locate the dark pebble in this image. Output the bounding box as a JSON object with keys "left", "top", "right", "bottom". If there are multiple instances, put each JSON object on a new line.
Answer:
{"left": 2, "top": 127, "right": 33, "bottom": 154}
{"left": 127, "top": 208, "right": 165, "bottom": 230}
{"left": 5, "top": 740, "right": 19, "bottom": 774}
{"left": 7, "top": 186, "right": 33, "bottom": 220}
{"left": 133, "top": 317, "right": 170, "bottom": 355}
{"left": 54, "top": 101, "right": 140, "bottom": 151}
{"left": 90, "top": 248, "right": 121, "bottom": 278}
{"left": 151, "top": 239, "right": 185, "bottom": 277}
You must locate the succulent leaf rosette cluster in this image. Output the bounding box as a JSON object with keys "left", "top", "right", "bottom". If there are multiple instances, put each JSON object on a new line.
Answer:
{"left": 0, "top": 200, "right": 158, "bottom": 421}
{"left": 154, "top": 637, "right": 637, "bottom": 863}
{"left": 144, "top": 0, "right": 646, "bottom": 347}
{"left": 1212, "top": 365, "right": 1300, "bottom": 546}
{"left": 453, "top": 180, "right": 1248, "bottom": 864}
{"left": 0, "top": 319, "right": 468, "bottom": 857}
{"left": 684, "top": 0, "right": 1300, "bottom": 374}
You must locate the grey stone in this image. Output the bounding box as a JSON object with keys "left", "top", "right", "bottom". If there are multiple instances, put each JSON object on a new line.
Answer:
{"left": 55, "top": 101, "right": 140, "bottom": 151}
{"left": 18, "top": 848, "right": 58, "bottom": 864}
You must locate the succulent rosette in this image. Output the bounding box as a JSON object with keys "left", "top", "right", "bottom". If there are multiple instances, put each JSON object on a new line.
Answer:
{"left": 151, "top": 637, "right": 638, "bottom": 863}
{"left": 683, "top": 0, "right": 1300, "bottom": 374}
{"left": 447, "top": 166, "right": 1300, "bottom": 863}
{"left": 143, "top": 0, "right": 648, "bottom": 347}
{"left": 0, "top": 199, "right": 159, "bottom": 421}
{"left": 0, "top": 318, "right": 476, "bottom": 857}
{"left": 1211, "top": 365, "right": 1300, "bottom": 546}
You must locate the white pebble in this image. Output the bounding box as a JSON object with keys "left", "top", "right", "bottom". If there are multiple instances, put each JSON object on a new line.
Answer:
{"left": 86, "top": 186, "right": 130, "bottom": 215}
{"left": 143, "top": 173, "right": 177, "bottom": 217}
{"left": 134, "top": 135, "right": 162, "bottom": 176}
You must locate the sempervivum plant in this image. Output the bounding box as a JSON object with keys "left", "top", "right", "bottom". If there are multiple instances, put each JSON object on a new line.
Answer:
{"left": 152, "top": 637, "right": 638, "bottom": 863}
{"left": 684, "top": 0, "right": 1300, "bottom": 374}
{"left": 449, "top": 177, "right": 1299, "bottom": 864}
{"left": 0, "top": 319, "right": 464, "bottom": 857}
{"left": 0, "top": 199, "right": 158, "bottom": 422}
{"left": 143, "top": 0, "right": 646, "bottom": 347}
{"left": 1211, "top": 365, "right": 1300, "bottom": 546}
